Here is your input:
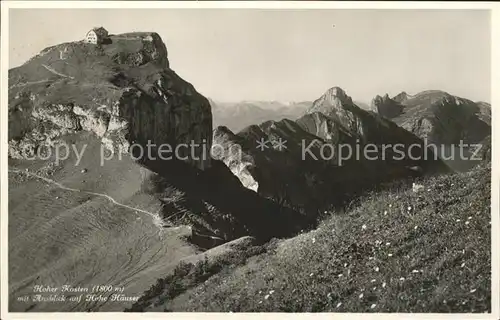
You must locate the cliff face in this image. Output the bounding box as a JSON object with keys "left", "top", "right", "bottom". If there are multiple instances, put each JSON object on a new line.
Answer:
{"left": 8, "top": 32, "right": 212, "bottom": 170}
{"left": 306, "top": 87, "right": 365, "bottom": 138}
{"left": 212, "top": 126, "right": 259, "bottom": 191}
{"left": 370, "top": 94, "right": 404, "bottom": 118}
{"left": 211, "top": 100, "right": 311, "bottom": 133}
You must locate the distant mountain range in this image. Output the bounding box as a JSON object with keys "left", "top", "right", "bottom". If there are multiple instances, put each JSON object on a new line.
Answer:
{"left": 210, "top": 99, "right": 371, "bottom": 133}
{"left": 214, "top": 87, "right": 450, "bottom": 212}
{"left": 7, "top": 31, "right": 308, "bottom": 312}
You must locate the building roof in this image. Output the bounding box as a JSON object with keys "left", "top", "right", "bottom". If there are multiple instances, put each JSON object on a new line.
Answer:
{"left": 89, "top": 27, "right": 109, "bottom": 37}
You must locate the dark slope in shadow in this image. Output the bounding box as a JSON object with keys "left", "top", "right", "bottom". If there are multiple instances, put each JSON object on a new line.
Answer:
{"left": 139, "top": 154, "right": 313, "bottom": 247}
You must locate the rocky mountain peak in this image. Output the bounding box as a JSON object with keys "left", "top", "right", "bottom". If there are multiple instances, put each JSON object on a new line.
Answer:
{"left": 8, "top": 30, "right": 212, "bottom": 170}
{"left": 306, "top": 87, "right": 355, "bottom": 117}
{"left": 392, "top": 91, "right": 409, "bottom": 103}
{"left": 322, "top": 86, "right": 353, "bottom": 107}
{"left": 303, "top": 87, "right": 368, "bottom": 138}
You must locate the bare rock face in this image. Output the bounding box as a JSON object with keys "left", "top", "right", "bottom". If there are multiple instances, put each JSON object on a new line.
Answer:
{"left": 306, "top": 87, "right": 365, "bottom": 139}
{"left": 208, "top": 87, "right": 449, "bottom": 215}
{"left": 8, "top": 31, "right": 212, "bottom": 170}
{"left": 370, "top": 94, "right": 404, "bottom": 119}
{"left": 377, "top": 90, "right": 491, "bottom": 146}
{"left": 404, "top": 117, "right": 435, "bottom": 142}
{"left": 478, "top": 135, "right": 491, "bottom": 162}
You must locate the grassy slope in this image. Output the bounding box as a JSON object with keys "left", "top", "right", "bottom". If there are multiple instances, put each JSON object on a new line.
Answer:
{"left": 143, "top": 163, "right": 490, "bottom": 312}
{"left": 8, "top": 133, "right": 200, "bottom": 312}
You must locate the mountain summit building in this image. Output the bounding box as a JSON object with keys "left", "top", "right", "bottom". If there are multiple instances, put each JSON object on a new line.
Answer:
{"left": 84, "top": 27, "right": 109, "bottom": 44}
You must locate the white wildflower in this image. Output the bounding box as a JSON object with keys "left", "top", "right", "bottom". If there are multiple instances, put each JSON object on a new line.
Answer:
{"left": 407, "top": 206, "right": 412, "bottom": 211}
{"left": 362, "top": 224, "right": 367, "bottom": 230}
{"left": 412, "top": 183, "right": 424, "bottom": 193}
{"left": 374, "top": 267, "right": 379, "bottom": 272}
{"left": 359, "top": 293, "right": 364, "bottom": 299}
{"left": 382, "top": 282, "right": 387, "bottom": 288}
{"left": 336, "top": 302, "right": 342, "bottom": 308}
{"left": 371, "top": 304, "right": 377, "bottom": 309}
{"left": 470, "top": 289, "right": 477, "bottom": 293}
{"left": 400, "top": 277, "right": 405, "bottom": 281}
{"left": 384, "top": 210, "right": 388, "bottom": 215}
{"left": 388, "top": 253, "right": 393, "bottom": 257}
{"left": 269, "top": 290, "right": 275, "bottom": 295}
{"left": 461, "top": 262, "right": 466, "bottom": 268}
{"left": 264, "top": 294, "right": 270, "bottom": 300}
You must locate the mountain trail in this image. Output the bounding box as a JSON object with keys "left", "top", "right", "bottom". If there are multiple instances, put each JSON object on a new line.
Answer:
{"left": 41, "top": 64, "right": 75, "bottom": 79}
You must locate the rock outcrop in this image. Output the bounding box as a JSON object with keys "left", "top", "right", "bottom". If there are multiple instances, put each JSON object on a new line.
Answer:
{"left": 392, "top": 91, "right": 411, "bottom": 103}
{"left": 304, "top": 87, "right": 445, "bottom": 155}
{"left": 476, "top": 135, "right": 491, "bottom": 162}
{"left": 8, "top": 31, "right": 212, "bottom": 170}
{"left": 211, "top": 100, "right": 311, "bottom": 133}
{"left": 370, "top": 90, "right": 491, "bottom": 147}
{"left": 370, "top": 94, "right": 404, "bottom": 118}
{"left": 212, "top": 126, "right": 259, "bottom": 191}
{"left": 296, "top": 112, "right": 354, "bottom": 144}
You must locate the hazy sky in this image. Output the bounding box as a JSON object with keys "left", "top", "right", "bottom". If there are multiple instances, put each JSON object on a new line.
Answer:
{"left": 9, "top": 9, "right": 491, "bottom": 103}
